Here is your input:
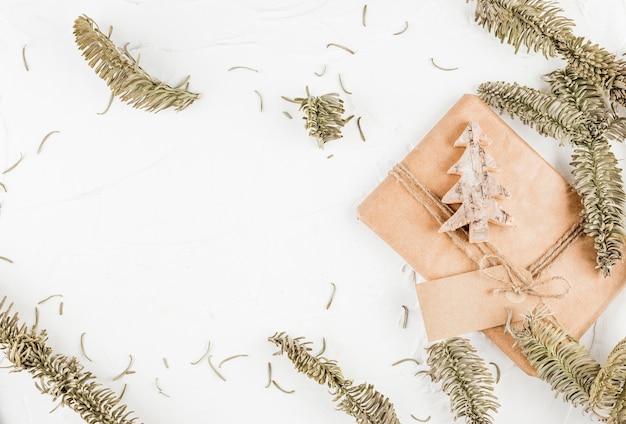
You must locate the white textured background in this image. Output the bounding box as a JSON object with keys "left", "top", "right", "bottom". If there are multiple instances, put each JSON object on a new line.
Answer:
{"left": 1, "top": 1, "right": 626, "bottom": 423}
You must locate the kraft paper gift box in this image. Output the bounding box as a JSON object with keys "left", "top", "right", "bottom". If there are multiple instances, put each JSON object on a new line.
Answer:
{"left": 357, "top": 94, "right": 626, "bottom": 375}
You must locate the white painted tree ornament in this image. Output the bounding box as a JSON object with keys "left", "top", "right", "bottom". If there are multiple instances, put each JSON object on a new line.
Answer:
{"left": 439, "top": 121, "right": 515, "bottom": 243}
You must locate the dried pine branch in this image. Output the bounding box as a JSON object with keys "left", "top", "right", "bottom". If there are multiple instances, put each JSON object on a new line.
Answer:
{"left": 506, "top": 306, "right": 601, "bottom": 416}
{"left": 269, "top": 332, "right": 401, "bottom": 424}
{"left": 477, "top": 80, "right": 588, "bottom": 143}
{"left": 294, "top": 89, "right": 347, "bottom": 149}
{"left": 570, "top": 137, "right": 625, "bottom": 276}
{"left": 478, "top": 79, "right": 626, "bottom": 275}
{"left": 425, "top": 337, "right": 499, "bottom": 424}
{"left": 589, "top": 337, "right": 626, "bottom": 420}
{"left": 73, "top": 15, "right": 199, "bottom": 113}
{"left": 0, "top": 296, "right": 141, "bottom": 424}
{"left": 472, "top": 0, "right": 575, "bottom": 58}
{"left": 471, "top": 0, "right": 626, "bottom": 107}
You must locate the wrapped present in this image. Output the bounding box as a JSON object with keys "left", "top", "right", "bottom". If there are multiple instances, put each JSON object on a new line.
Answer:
{"left": 357, "top": 94, "right": 626, "bottom": 375}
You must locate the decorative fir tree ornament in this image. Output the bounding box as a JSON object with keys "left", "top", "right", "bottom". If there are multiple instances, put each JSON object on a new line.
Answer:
{"left": 439, "top": 121, "right": 515, "bottom": 243}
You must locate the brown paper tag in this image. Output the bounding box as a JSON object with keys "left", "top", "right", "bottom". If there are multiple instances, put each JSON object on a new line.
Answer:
{"left": 416, "top": 265, "right": 541, "bottom": 341}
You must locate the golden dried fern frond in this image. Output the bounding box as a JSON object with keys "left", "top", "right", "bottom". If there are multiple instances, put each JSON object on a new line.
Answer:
{"left": 506, "top": 307, "right": 601, "bottom": 416}
{"left": 294, "top": 89, "right": 347, "bottom": 149}
{"left": 425, "top": 337, "right": 500, "bottom": 424}
{"left": 0, "top": 296, "right": 140, "bottom": 424}
{"left": 269, "top": 332, "right": 401, "bottom": 424}
{"left": 73, "top": 15, "right": 199, "bottom": 113}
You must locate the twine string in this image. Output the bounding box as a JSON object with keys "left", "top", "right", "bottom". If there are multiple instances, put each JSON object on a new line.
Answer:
{"left": 389, "top": 162, "right": 581, "bottom": 300}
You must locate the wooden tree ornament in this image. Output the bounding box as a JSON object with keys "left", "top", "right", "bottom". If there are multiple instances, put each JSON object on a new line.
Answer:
{"left": 439, "top": 121, "right": 515, "bottom": 243}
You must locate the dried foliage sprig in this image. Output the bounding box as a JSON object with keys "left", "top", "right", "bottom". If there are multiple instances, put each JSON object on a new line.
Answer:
{"left": 0, "top": 296, "right": 141, "bottom": 424}
{"left": 268, "top": 332, "right": 401, "bottom": 424}
{"left": 506, "top": 306, "right": 601, "bottom": 417}
{"left": 293, "top": 88, "right": 347, "bottom": 149}
{"left": 471, "top": 0, "right": 626, "bottom": 107}
{"left": 73, "top": 15, "right": 199, "bottom": 113}
{"left": 425, "top": 337, "right": 500, "bottom": 424}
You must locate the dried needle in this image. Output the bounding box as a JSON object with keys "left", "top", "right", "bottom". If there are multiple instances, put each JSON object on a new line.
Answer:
{"left": 265, "top": 362, "right": 272, "bottom": 388}
{"left": 208, "top": 355, "right": 227, "bottom": 381}
{"left": 326, "top": 42, "right": 355, "bottom": 55}
{"left": 430, "top": 57, "right": 459, "bottom": 71}
{"left": 112, "top": 354, "right": 134, "bottom": 381}
{"left": 2, "top": 153, "right": 24, "bottom": 175}
{"left": 97, "top": 92, "right": 114, "bottom": 115}
{"left": 314, "top": 64, "right": 327, "bottom": 77}
{"left": 490, "top": 361, "right": 501, "bottom": 384}
{"left": 191, "top": 341, "right": 211, "bottom": 365}
{"left": 338, "top": 73, "right": 352, "bottom": 95}
{"left": 22, "top": 44, "right": 29, "bottom": 71}
{"left": 362, "top": 4, "right": 367, "bottom": 27}
{"left": 218, "top": 354, "right": 249, "bottom": 368}
{"left": 391, "top": 358, "right": 421, "bottom": 367}
{"left": 37, "top": 130, "right": 60, "bottom": 154}
{"left": 228, "top": 66, "right": 258, "bottom": 73}
{"left": 326, "top": 282, "right": 336, "bottom": 310}
{"left": 411, "top": 414, "right": 431, "bottom": 422}
{"left": 357, "top": 116, "right": 366, "bottom": 141}
{"left": 393, "top": 21, "right": 409, "bottom": 35}
{"left": 401, "top": 305, "right": 409, "bottom": 328}
{"left": 272, "top": 379, "right": 295, "bottom": 394}
{"left": 38, "top": 294, "right": 63, "bottom": 305}
{"left": 80, "top": 332, "right": 94, "bottom": 362}
{"left": 254, "top": 89, "right": 263, "bottom": 112}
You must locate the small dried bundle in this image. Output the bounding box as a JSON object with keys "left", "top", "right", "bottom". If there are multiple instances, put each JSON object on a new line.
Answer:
{"left": 295, "top": 89, "right": 347, "bottom": 148}
{"left": 425, "top": 337, "right": 500, "bottom": 424}
{"left": 506, "top": 306, "right": 601, "bottom": 416}
{"left": 0, "top": 296, "right": 141, "bottom": 424}
{"left": 269, "top": 332, "right": 401, "bottom": 424}
{"left": 73, "top": 15, "right": 199, "bottom": 113}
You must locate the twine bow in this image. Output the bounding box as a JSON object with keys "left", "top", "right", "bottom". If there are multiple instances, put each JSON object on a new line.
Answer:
{"left": 479, "top": 254, "right": 571, "bottom": 301}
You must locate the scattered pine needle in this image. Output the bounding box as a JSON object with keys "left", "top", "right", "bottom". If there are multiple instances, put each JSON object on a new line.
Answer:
{"left": 38, "top": 294, "right": 63, "bottom": 305}
{"left": 22, "top": 44, "right": 29, "bottom": 71}
{"left": 218, "top": 354, "right": 249, "bottom": 368}
{"left": 97, "top": 92, "right": 114, "bottom": 115}
{"left": 272, "top": 379, "right": 295, "bottom": 394}
{"left": 254, "top": 89, "right": 263, "bottom": 112}
{"left": 338, "top": 73, "right": 352, "bottom": 95}
{"left": 326, "top": 42, "right": 355, "bottom": 55}
{"left": 80, "top": 332, "right": 94, "bottom": 362}
{"left": 228, "top": 66, "right": 258, "bottom": 73}
{"left": 265, "top": 362, "right": 273, "bottom": 388}
{"left": 208, "top": 355, "right": 227, "bottom": 381}
{"left": 393, "top": 21, "right": 409, "bottom": 35}
{"left": 112, "top": 355, "right": 134, "bottom": 381}
{"left": 401, "top": 305, "right": 409, "bottom": 328}
{"left": 391, "top": 358, "right": 421, "bottom": 367}
{"left": 282, "top": 111, "right": 293, "bottom": 119}
{"left": 0, "top": 182, "right": 6, "bottom": 192}
{"left": 155, "top": 377, "right": 170, "bottom": 397}
{"left": 411, "top": 414, "right": 431, "bottom": 422}
{"left": 163, "top": 357, "right": 170, "bottom": 369}
{"left": 37, "top": 130, "right": 60, "bottom": 154}
{"left": 0, "top": 256, "right": 13, "bottom": 263}
{"left": 315, "top": 337, "right": 326, "bottom": 357}
{"left": 59, "top": 302, "right": 64, "bottom": 316}
{"left": 191, "top": 341, "right": 211, "bottom": 365}
{"left": 430, "top": 57, "right": 459, "bottom": 71}
{"left": 2, "top": 153, "right": 24, "bottom": 175}
{"left": 118, "top": 383, "right": 127, "bottom": 400}
{"left": 314, "top": 64, "right": 327, "bottom": 77}
{"left": 362, "top": 4, "right": 368, "bottom": 27}
{"left": 326, "top": 282, "right": 337, "bottom": 310}
{"left": 356, "top": 116, "right": 366, "bottom": 141}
